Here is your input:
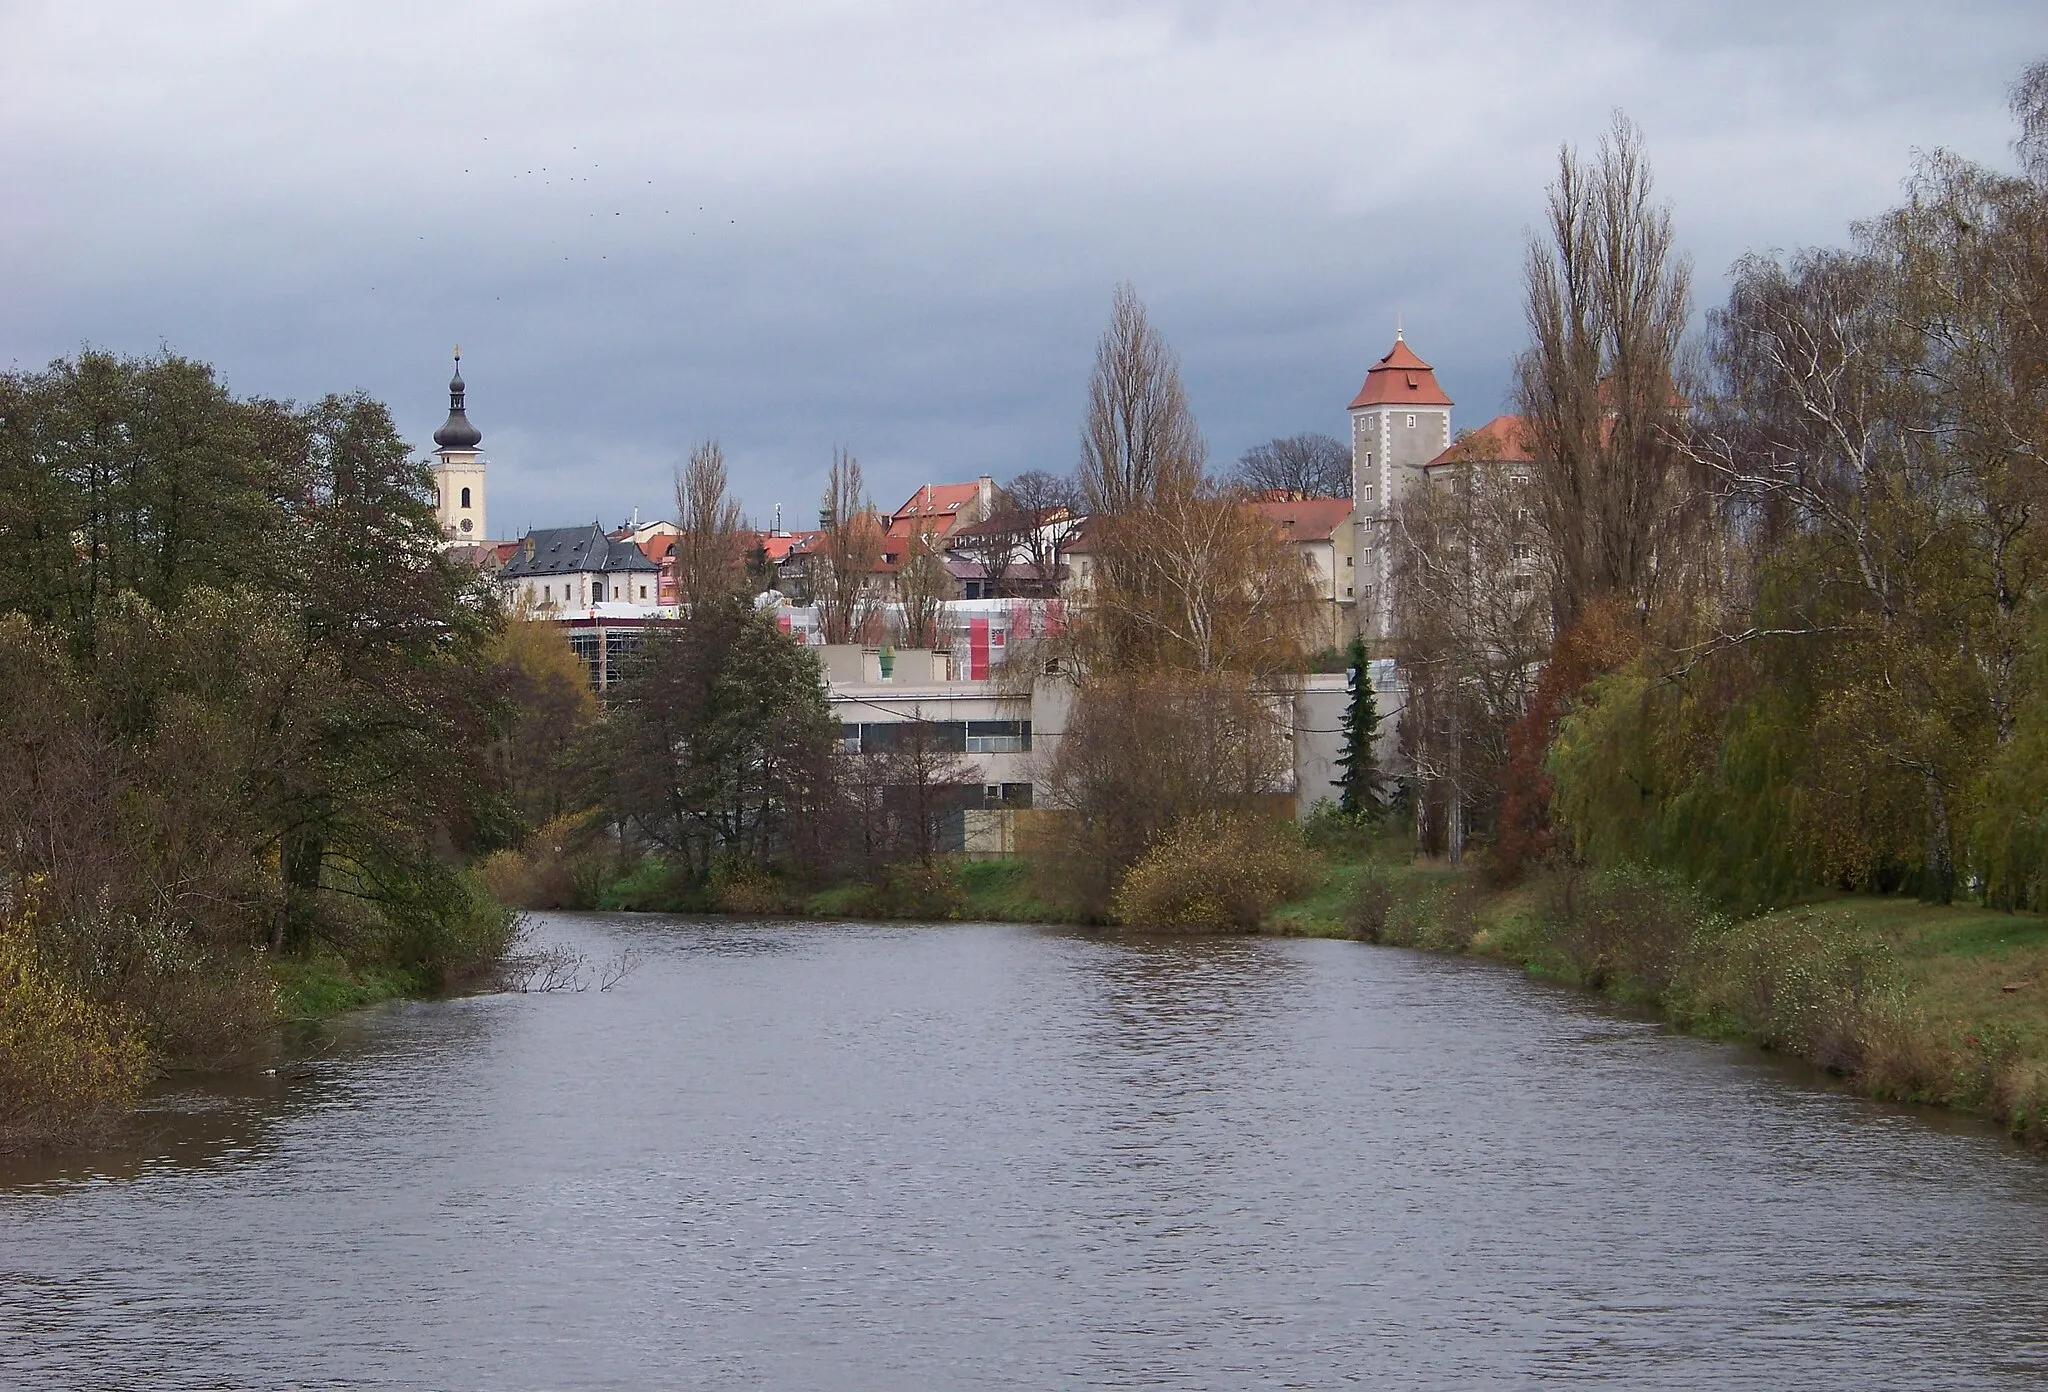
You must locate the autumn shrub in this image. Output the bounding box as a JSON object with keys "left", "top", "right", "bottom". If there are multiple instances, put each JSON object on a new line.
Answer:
{"left": 1346, "top": 868, "right": 1396, "bottom": 942}
{"left": 40, "top": 899, "right": 276, "bottom": 1065}
{"left": 852, "top": 862, "right": 966, "bottom": 921}
{"left": 1111, "top": 815, "right": 1313, "bottom": 932}
{"left": 1532, "top": 862, "right": 1719, "bottom": 996}
{"left": 476, "top": 810, "right": 610, "bottom": 909}
{"left": 0, "top": 904, "right": 151, "bottom": 1142}
{"left": 1670, "top": 910, "right": 1895, "bottom": 1070}
{"left": 712, "top": 858, "right": 801, "bottom": 917}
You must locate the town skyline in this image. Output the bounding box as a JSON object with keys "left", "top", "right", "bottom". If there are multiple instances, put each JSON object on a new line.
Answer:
{"left": 4, "top": 1, "right": 2040, "bottom": 532}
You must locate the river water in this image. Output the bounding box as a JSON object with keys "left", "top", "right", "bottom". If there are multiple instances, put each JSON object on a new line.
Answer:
{"left": 4, "top": 915, "right": 2048, "bottom": 1389}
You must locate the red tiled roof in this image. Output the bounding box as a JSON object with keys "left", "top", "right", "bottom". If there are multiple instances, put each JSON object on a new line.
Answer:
{"left": 1348, "top": 335, "right": 1454, "bottom": 410}
{"left": 1245, "top": 497, "right": 1354, "bottom": 543}
{"left": 892, "top": 482, "right": 983, "bottom": 522}
{"left": 1427, "top": 414, "right": 1535, "bottom": 467}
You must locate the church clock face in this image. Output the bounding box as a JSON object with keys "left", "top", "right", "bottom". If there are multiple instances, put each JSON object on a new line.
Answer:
{"left": 460, "top": 518, "right": 474, "bottom": 533}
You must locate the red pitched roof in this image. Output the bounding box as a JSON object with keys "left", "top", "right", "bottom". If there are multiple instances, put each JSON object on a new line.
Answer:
{"left": 892, "top": 482, "right": 983, "bottom": 523}
{"left": 1427, "top": 414, "right": 1534, "bottom": 467}
{"left": 1246, "top": 497, "right": 1355, "bottom": 543}
{"left": 1348, "top": 335, "right": 1453, "bottom": 409}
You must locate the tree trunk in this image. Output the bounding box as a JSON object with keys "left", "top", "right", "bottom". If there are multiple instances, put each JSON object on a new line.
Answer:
{"left": 1922, "top": 771, "right": 1955, "bottom": 905}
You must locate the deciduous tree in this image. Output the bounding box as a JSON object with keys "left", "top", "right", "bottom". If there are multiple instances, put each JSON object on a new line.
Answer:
{"left": 1236, "top": 432, "right": 1352, "bottom": 499}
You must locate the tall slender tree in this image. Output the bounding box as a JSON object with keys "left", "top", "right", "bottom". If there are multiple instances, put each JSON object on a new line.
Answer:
{"left": 1079, "top": 282, "right": 1205, "bottom": 517}
{"left": 673, "top": 439, "right": 746, "bottom": 610}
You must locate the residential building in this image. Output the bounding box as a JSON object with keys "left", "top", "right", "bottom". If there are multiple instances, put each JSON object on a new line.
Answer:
{"left": 501, "top": 524, "right": 662, "bottom": 612}
{"left": 1246, "top": 495, "right": 1357, "bottom": 648}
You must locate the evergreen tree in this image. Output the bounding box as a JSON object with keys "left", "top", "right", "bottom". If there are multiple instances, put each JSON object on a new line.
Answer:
{"left": 1334, "top": 635, "right": 1383, "bottom": 818}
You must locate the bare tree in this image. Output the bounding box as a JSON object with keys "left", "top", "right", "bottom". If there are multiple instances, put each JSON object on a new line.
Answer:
{"left": 812, "top": 448, "right": 884, "bottom": 645}
{"left": 1038, "top": 671, "right": 1292, "bottom": 918}
{"left": 1235, "top": 433, "right": 1352, "bottom": 499}
{"left": 838, "top": 711, "right": 980, "bottom": 870}
{"left": 1518, "top": 112, "right": 1697, "bottom": 633}
{"left": 1067, "top": 480, "right": 1319, "bottom": 683}
{"left": 2014, "top": 56, "right": 2048, "bottom": 183}
{"left": 1006, "top": 468, "right": 1086, "bottom": 594}
{"left": 673, "top": 439, "right": 746, "bottom": 610}
{"left": 946, "top": 485, "right": 1023, "bottom": 600}
{"left": 1080, "top": 282, "right": 1206, "bottom": 516}
{"left": 893, "top": 522, "right": 952, "bottom": 649}
{"left": 1387, "top": 445, "right": 1549, "bottom": 861}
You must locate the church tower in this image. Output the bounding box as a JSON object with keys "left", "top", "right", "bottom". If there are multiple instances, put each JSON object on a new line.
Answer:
{"left": 430, "top": 348, "right": 488, "bottom": 544}
{"left": 1347, "top": 329, "right": 1452, "bottom": 639}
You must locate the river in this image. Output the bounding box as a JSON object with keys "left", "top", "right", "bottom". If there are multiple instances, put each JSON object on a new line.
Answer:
{"left": 4, "top": 914, "right": 2047, "bottom": 1389}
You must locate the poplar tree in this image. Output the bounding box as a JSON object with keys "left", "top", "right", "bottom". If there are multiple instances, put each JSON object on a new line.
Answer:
{"left": 1334, "top": 635, "right": 1383, "bottom": 819}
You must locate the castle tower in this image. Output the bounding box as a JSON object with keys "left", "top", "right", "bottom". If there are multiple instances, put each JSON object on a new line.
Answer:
{"left": 430, "top": 348, "right": 487, "bottom": 544}
{"left": 1347, "top": 329, "right": 1452, "bottom": 639}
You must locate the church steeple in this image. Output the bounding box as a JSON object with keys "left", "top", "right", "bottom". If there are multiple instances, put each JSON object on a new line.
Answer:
{"left": 429, "top": 346, "right": 488, "bottom": 544}
{"left": 433, "top": 346, "right": 483, "bottom": 450}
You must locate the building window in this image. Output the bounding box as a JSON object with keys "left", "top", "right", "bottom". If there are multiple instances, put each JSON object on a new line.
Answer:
{"left": 543, "top": 585, "right": 551, "bottom": 601}
{"left": 1406, "top": 414, "right": 1417, "bottom": 429}
{"left": 1345, "top": 586, "right": 1354, "bottom": 597}
{"left": 592, "top": 581, "right": 605, "bottom": 602}
{"left": 460, "top": 486, "right": 472, "bottom": 509}
{"left": 965, "top": 719, "right": 1031, "bottom": 753}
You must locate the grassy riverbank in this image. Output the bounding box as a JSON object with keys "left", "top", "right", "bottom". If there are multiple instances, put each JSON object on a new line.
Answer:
{"left": 1268, "top": 850, "right": 2048, "bottom": 1149}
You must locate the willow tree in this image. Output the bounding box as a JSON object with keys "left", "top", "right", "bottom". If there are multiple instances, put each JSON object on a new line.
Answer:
{"left": 1548, "top": 65, "right": 2048, "bottom": 905}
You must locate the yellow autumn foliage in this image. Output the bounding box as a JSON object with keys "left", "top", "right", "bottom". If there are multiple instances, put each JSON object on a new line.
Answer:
{"left": 1112, "top": 814, "right": 1313, "bottom": 932}
{"left": 0, "top": 905, "right": 151, "bottom": 1137}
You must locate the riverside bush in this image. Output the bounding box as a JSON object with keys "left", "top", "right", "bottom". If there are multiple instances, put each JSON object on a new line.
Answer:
{"left": 852, "top": 863, "right": 966, "bottom": 921}
{"left": 0, "top": 905, "right": 151, "bottom": 1141}
{"left": 476, "top": 811, "right": 611, "bottom": 909}
{"left": 1533, "top": 862, "right": 1720, "bottom": 996}
{"left": 1346, "top": 868, "right": 1396, "bottom": 941}
{"left": 1675, "top": 910, "right": 1895, "bottom": 1070}
{"left": 1112, "top": 815, "right": 1312, "bottom": 932}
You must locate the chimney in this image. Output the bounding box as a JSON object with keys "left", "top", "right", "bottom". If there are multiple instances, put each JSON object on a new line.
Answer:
{"left": 976, "top": 473, "right": 993, "bottom": 519}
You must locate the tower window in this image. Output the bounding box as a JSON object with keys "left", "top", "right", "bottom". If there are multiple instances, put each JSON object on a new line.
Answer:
{"left": 460, "top": 486, "right": 472, "bottom": 509}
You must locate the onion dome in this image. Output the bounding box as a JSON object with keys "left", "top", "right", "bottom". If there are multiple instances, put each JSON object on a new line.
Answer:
{"left": 433, "top": 348, "right": 483, "bottom": 449}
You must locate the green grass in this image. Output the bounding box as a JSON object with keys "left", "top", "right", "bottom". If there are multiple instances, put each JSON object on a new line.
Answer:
{"left": 269, "top": 955, "right": 426, "bottom": 1024}
{"left": 953, "top": 859, "right": 1064, "bottom": 923}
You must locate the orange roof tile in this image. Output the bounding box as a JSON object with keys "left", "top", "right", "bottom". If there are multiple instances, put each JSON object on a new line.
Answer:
{"left": 1245, "top": 497, "right": 1354, "bottom": 543}
{"left": 1348, "top": 335, "right": 1453, "bottom": 410}
{"left": 1427, "top": 415, "right": 1534, "bottom": 467}
{"left": 892, "top": 482, "right": 983, "bottom": 523}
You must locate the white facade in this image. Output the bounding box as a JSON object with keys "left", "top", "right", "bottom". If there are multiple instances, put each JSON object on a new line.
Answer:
{"left": 433, "top": 447, "right": 487, "bottom": 542}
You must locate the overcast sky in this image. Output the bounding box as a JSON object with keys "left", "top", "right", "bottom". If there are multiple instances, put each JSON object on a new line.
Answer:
{"left": 3, "top": 2, "right": 2041, "bottom": 535}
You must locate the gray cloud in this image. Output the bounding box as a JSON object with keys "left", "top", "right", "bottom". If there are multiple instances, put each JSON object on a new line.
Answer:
{"left": 2, "top": 0, "right": 2040, "bottom": 532}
